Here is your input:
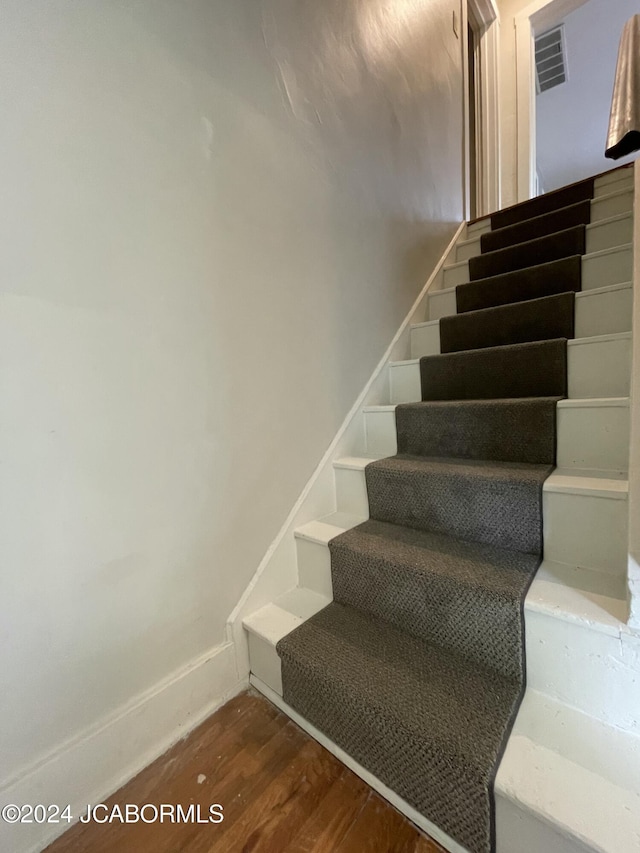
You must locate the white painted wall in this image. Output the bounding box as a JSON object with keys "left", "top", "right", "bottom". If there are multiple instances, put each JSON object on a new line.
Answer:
{"left": 536, "top": 0, "right": 639, "bottom": 192}
{"left": 0, "top": 0, "right": 464, "bottom": 834}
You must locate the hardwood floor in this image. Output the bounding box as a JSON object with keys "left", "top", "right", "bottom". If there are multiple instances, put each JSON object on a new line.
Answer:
{"left": 45, "top": 691, "right": 445, "bottom": 853}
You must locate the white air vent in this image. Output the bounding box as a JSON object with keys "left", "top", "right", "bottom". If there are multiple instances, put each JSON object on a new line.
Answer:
{"left": 535, "top": 25, "right": 568, "bottom": 93}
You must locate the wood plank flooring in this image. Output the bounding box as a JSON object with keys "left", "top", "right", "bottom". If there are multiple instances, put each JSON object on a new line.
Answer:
{"left": 45, "top": 690, "right": 445, "bottom": 853}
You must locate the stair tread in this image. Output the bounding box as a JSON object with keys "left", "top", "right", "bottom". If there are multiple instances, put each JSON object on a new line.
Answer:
{"left": 568, "top": 330, "right": 632, "bottom": 346}
{"left": 455, "top": 255, "right": 583, "bottom": 314}
{"left": 295, "top": 512, "right": 366, "bottom": 544}
{"left": 497, "top": 692, "right": 640, "bottom": 853}
{"left": 396, "top": 398, "right": 559, "bottom": 465}
{"left": 481, "top": 199, "right": 592, "bottom": 254}
{"left": 490, "top": 177, "right": 595, "bottom": 230}
{"left": 440, "top": 291, "right": 575, "bottom": 354}
{"left": 469, "top": 225, "right": 586, "bottom": 281}
{"left": 528, "top": 560, "right": 628, "bottom": 628}
{"left": 243, "top": 588, "right": 331, "bottom": 643}
{"left": 366, "top": 455, "right": 551, "bottom": 554}
{"left": 583, "top": 241, "right": 632, "bottom": 259}
{"left": 278, "top": 601, "right": 518, "bottom": 750}
{"left": 370, "top": 454, "right": 552, "bottom": 484}
{"left": 333, "top": 519, "right": 539, "bottom": 597}
{"left": 575, "top": 280, "right": 632, "bottom": 297}
{"left": 544, "top": 468, "right": 628, "bottom": 497}
{"left": 420, "top": 339, "right": 568, "bottom": 401}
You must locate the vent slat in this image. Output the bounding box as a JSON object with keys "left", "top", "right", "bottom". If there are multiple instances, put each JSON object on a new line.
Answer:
{"left": 538, "top": 57, "right": 564, "bottom": 75}
{"left": 535, "top": 43, "right": 562, "bottom": 62}
{"left": 535, "top": 24, "right": 567, "bottom": 93}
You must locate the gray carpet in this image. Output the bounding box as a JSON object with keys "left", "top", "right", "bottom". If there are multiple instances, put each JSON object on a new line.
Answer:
{"left": 490, "top": 177, "right": 594, "bottom": 229}
{"left": 481, "top": 200, "right": 591, "bottom": 254}
{"left": 456, "top": 256, "right": 582, "bottom": 314}
{"left": 469, "top": 226, "right": 586, "bottom": 280}
{"left": 396, "top": 398, "right": 559, "bottom": 464}
{"left": 276, "top": 177, "right": 590, "bottom": 853}
{"left": 421, "top": 339, "right": 567, "bottom": 401}
{"left": 329, "top": 520, "right": 540, "bottom": 679}
{"left": 365, "top": 455, "right": 550, "bottom": 553}
{"left": 278, "top": 602, "right": 521, "bottom": 853}
{"left": 440, "top": 292, "right": 575, "bottom": 354}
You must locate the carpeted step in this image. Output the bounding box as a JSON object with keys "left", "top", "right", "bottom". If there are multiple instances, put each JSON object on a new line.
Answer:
{"left": 420, "top": 339, "right": 567, "bottom": 401}
{"left": 365, "top": 455, "right": 551, "bottom": 553}
{"left": 490, "top": 177, "right": 595, "bottom": 230}
{"left": 456, "top": 256, "right": 582, "bottom": 314}
{"left": 277, "top": 601, "right": 521, "bottom": 853}
{"left": 396, "top": 398, "right": 559, "bottom": 464}
{"left": 440, "top": 292, "right": 575, "bottom": 354}
{"left": 469, "top": 226, "right": 586, "bottom": 280}
{"left": 329, "top": 519, "right": 540, "bottom": 679}
{"left": 481, "top": 200, "right": 591, "bottom": 254}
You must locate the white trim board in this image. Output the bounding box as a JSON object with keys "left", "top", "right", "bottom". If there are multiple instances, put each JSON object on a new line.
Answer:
{"left": 465, "top": 0, "right": 502, "bottom": 216}
{"left": 227, "top": 223, "right": 466, "bottom": 676}
{"left": 0, "top": 642, "right": 243, "bottom": 853}
{"left": 627, "top": 163, "right": 640, "bottom": 629}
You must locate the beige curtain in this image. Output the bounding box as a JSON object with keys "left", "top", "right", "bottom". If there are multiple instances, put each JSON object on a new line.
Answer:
{"left": 606, "top": 14, "right": 640, "bottom": 160}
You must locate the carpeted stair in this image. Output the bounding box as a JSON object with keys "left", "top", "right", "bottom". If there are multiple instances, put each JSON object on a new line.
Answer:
{"left": 440, "top": 292, "right": 575, "bottom": 353}
{"left": 277, "top": 175, "right": 597, "bottom": 853}
{"left": 480, "top": 199, "right": 591, "bottom": 253}
{"left": 456, "top": 255, "right": 582, "bottom": 313}
{"left": 469, "top": 225, "right": 586, "bottom": 280}
{"left": 420, "top": 339, "right": 567, "bottom": 401}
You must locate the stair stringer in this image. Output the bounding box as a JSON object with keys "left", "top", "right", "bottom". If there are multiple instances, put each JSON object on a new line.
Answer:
{"left": 226, "top": 222, "right": 465, "bottom": 675}
{"left": 627, "top": 162, "right": 640, "bottom": 632}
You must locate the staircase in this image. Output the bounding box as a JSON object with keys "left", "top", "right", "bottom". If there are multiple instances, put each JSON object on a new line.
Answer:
{"left": 242, "top": 165, "right": 640, "bottom": 853}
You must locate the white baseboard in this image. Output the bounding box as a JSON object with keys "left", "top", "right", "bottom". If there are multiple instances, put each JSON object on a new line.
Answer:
{"left": 227, "top": 223, "right": 465, "bottom": 675}
{"left": 0, "top": 642, "right": 245, "bottom": 853}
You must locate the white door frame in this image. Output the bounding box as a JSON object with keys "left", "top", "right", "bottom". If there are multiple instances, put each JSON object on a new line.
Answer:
{"left": 463, "top": 0, "right": 501, "bottom": 218}
{"left": 514, "top": 0, "right": 591, "bottom": 201}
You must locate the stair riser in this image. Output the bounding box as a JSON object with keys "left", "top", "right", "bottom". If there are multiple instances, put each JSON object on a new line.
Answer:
{"left": 465, "top": 219, "right": 491, "bottom": 239}
{"left": 427, "top": 283, "right": 631, "bottom": 336}
{"left": 556, "top": 404, "right": 629, "bottom": 473}
{"left": 363, "top": 404, "right": 630, "bottom": 474}
{"left": 568, "top": 335, "right": 632, "bottom": 399}
{"left": 525, "top": 613, "right": 640, "bottom": 733}
{"left": 335, "top": 466, "right": 370, "bottom": 517}
{"left": 445, "top": 240, "right": 633, "bottom": 288}
{"left": 455, "top": 194, "right": 633, "bottom": 262}
{"left": 389, "top": 361, "right": 422, "bottom": 405}
{"left": 575, "top": 286, "right": 632, "bottom": 338}
{"left": 594, "top": 170, "right": 634, "bottom": 196}
{"left": 543, "top": 491, "right": 628, "bottom": 576}
{"left": 334, "top": 465, "right": 628, "bottom": 575}
{"left": 295, "top": 536, "right": 333, "bottom": 599}
{"left": 364, "top": 409, "right": 398, "bottom": 457}
{"left": 495, "top": 792, "right": 594, "bottom": 853}
{"left": 399, "top": 336, "right": 631, "bottom": 401}
{"left": 248, "top": 632, "right": 283, "bottom": 695}
{"left": 594, "top": 166, "right": 633, "bottom": 189}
